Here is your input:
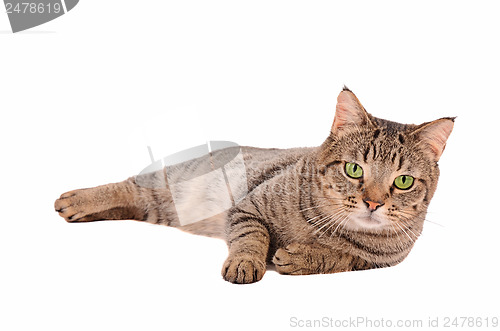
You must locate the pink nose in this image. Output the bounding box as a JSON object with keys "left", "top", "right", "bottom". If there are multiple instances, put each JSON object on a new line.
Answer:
{"left": 363, "top": 200, "right": 384, "bottom": 211}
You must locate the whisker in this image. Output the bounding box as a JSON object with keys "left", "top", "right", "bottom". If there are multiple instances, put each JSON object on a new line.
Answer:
{"left": 305, "top": 205, "right": 346, "bottom": 222}
{"left": 393, "top": 221, "right": 415, "bottom": 243}
{"left": 423, "top": 219, "right": 444, "bottom": 227}
{"left": 333, "top": 213, "right": 351, "bottom": 238}
{"left": 309, "top": 213, "right": 337, "bottom": 228}
{"left": 398, "top": 210, "right": 444, "bottom": 228}
{"left": 298, "top": 204, "right": 329, "bottom": 213}
{"left": 390, "top": 223, "right": 406, "bottom": 251}
{"left": 308, "top": 213, "right": 337, "bottom": 226}
{"left": 306, "top": 213, "right": 328, "bottom": 224}
{"left": 292, "top": 198, "right": 344, "bottom": 210}
{"left": 314, "top": 209, "right": 347, "bottom": 237}
{"left": 398, "top": 218, "right": 421, "bottom": 239}
{"left": 314, "top": 215, "right": 338, "bottom": 237}
{"left": 327, "top": 213, "right": 348, "bottom": 238}
{"left": 315, "top": 196, "right": 346, "bottom": 201}
{"left": 313, "top": 207, "right": 347, "bottom": 230}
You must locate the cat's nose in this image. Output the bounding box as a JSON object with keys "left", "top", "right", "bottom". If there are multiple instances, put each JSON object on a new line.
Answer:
{"left": 363, "top": 199, "right": 384, "bottom": 211}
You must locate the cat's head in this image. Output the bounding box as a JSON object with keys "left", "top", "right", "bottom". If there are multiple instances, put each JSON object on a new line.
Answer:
{"left": 315, "top": 87, "right": 454, "bottom": 234}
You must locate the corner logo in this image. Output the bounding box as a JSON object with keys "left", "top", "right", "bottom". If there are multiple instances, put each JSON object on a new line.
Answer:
{"left": 4, "top": 0, "right": 79, "bottom": 33}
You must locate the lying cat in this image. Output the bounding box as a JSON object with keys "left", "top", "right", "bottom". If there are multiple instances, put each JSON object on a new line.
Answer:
{"left": 54, "top": 87, "right": 454, "bottom": 284}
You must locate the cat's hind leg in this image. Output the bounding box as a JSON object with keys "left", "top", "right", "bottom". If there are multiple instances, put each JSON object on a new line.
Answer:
{"left": 54, "top": 175, "right": 180, "bottom": 226}
{"left": 54, "top": 178, "right": 149, "bottom": 223}
{"left": 55, "top": 174, "right": 227, "bottom": 238}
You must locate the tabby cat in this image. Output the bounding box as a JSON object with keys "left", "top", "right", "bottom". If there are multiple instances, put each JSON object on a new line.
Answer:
{"left": 54, "top": 87, "right": 454, "bottom": 284}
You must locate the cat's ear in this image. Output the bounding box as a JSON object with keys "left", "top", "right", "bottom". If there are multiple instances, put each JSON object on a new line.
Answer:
{"left": 332, "top": 87, "right": 374, "bottom": 133}
{"left": 411, "top": 117, "right": 455, "bottom": 161}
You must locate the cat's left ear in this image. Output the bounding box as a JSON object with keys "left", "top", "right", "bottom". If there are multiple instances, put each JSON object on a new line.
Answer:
{"left": 412, "top": 117, "right": 455, "bottom": 161}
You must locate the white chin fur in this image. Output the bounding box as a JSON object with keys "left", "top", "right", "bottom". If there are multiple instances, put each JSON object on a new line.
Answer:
{"left": 350, "top": 213, "right": 389, "bottom": 230}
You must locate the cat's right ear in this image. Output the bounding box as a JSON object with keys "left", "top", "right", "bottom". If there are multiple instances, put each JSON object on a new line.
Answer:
{"left": 331, "top": 87, "right": 374, "bottom": 133}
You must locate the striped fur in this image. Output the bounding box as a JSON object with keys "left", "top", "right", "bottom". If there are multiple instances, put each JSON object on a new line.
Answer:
{"left": 54, "top": 88, "right": 454, "bottom": 284}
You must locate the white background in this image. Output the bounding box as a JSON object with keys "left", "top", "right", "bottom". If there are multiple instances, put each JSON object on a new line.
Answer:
{"left": 1, "top": 1, "right": 499, "bottom": 330}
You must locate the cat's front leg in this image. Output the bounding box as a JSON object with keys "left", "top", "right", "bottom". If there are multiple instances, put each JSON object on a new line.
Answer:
{"left": 273, "top": 243, "right": 369, "bottom": 275}
{"left": 221, "top": 209, "right": 270, "bottom": 284}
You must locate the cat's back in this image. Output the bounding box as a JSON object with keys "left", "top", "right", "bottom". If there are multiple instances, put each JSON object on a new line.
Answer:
{"left": 160, "top": 145, "right": 315, "bottom": 233}
{"left": 241, "top": 146, "right": 316, "bottom": 191}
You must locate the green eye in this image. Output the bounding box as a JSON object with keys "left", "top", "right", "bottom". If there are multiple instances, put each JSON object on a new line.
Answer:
{"left": 394, "top": 175, "right": 414, "bottom": 190}
{"left": 345, "top": 162, "right": 363, "bottom": 179}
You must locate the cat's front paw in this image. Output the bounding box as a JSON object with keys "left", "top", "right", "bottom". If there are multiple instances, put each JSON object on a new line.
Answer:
{"left": 222, "top": 254, "right": 266, "bottom": 284}
{"left": 54, "top": 189, "right": 96, "bottom": 222}
{"left": 273, "top": 243, "right": 313, "bottom": 275}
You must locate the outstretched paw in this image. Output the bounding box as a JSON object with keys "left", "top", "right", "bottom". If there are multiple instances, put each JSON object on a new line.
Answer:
{"left": 222, "top": 254, "right": 266, "bottom": 284}
{"left": 54, "top": 189, "right": 98, "bottom": 222}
